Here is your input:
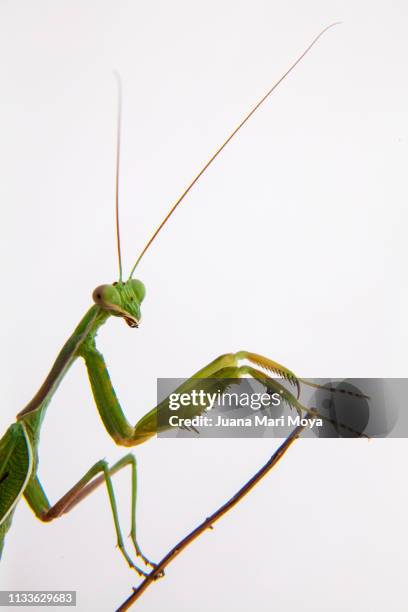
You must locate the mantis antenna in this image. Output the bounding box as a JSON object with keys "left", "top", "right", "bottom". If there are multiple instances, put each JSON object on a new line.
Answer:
{"left": 128, "top": 22, "right": 340, "bottom": 278}
{"left": 114, "top": 70, "right": 123, "bottom": 282}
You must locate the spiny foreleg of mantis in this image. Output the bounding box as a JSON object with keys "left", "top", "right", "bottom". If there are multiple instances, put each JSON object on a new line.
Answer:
{"left": 80, "top": 348, "right": 301, "bottom": 444}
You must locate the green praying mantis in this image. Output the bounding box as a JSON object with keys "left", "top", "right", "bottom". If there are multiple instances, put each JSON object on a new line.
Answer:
{"left": 0, "top": 24, "right": 340, "bottom": 581}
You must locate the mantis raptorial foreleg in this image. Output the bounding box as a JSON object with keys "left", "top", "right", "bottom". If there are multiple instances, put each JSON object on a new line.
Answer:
{"left": 80, "top": 346, "right": 302, "bottom": 446}
{"left": 82, "top": 345, "right": 357, "bottom": 448}
{"left": 23, "top": 454, "right": 151, "bottom": 576}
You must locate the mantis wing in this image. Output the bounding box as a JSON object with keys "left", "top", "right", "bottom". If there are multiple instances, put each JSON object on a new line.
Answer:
{"left": 0, "top": 422, "right": 33, "bottom": 556}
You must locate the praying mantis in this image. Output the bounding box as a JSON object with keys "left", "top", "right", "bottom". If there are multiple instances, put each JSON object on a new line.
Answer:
{"left": 0, "top": 24, "right": 339, "bottom": 588}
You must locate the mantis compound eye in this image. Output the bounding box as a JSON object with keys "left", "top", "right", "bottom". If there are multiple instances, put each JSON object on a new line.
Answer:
{"left": 92, "top": 284, "right": 121, "bottom": 308}
{"left": 129, "top": 279, "right": 146, "bottom": 303}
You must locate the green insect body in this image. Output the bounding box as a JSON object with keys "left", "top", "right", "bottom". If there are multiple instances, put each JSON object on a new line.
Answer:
{"left": 0, "top": 277, "right": 301, "bottom": 573}
{"left": 0, "top": 25, "right": 338, "bottom": 577}
{"left": 1, "top": 280, "right": 155, "bottom": 567}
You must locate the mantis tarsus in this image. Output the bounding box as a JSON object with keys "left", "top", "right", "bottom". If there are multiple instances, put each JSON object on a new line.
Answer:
{"left": 1, "top": 24, "right": 338, "bottom": 585}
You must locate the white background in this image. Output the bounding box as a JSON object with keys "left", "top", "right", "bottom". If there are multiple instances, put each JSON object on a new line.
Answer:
{"left": 0, "top": 1, "right": 407, "bottom": 611}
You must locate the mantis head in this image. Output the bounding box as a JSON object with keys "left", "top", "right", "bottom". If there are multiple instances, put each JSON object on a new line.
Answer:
{"left": 92, "top": 280, "right": 145, "bottom": 328}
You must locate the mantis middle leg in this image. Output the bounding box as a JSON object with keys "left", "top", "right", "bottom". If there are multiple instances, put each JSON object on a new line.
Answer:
{"left": 23, "top": 453, "right": 152, "bottom": 576}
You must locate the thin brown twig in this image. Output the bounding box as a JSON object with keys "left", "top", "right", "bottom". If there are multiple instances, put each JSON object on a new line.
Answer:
{"left": 116, "top": 424, "right": 306, "bottom": 611}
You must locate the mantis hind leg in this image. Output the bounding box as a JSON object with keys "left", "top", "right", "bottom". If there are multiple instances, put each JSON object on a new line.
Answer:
{"left": 23, "top": 454, "right": 153, "bottom": 576}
